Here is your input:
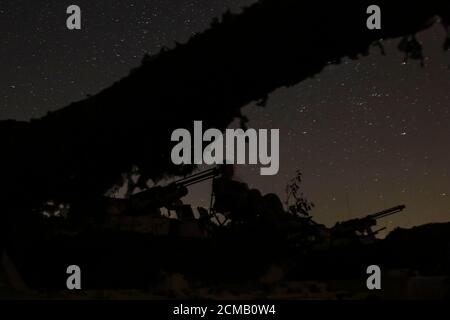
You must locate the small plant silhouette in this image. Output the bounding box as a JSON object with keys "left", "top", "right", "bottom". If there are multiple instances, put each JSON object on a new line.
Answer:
{"left": 285, "top": 170, "right": 314, "bottom": 218}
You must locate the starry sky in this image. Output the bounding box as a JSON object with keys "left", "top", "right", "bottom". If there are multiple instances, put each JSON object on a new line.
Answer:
{"left": 1, "top": 0, "right": 449, "bottom": 232}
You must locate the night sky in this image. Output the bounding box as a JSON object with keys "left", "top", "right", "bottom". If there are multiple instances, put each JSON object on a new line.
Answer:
{"left": 1, "top": 1, "right": 449, "bottom": 232}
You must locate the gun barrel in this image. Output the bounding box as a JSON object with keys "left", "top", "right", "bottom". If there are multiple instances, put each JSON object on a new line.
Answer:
{"left": 174, "top": 167, "right": 220, "bottom": 187}
{"left": 369, "top": 205, "right": 406, "bottom": 220}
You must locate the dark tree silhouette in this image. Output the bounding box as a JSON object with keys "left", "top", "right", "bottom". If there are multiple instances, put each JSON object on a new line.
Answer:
{"left": 285, "top": 170, "right": 314, "bottom": 218}
{"left": 0, "top": 1, "right": 448, "bottom": 220}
